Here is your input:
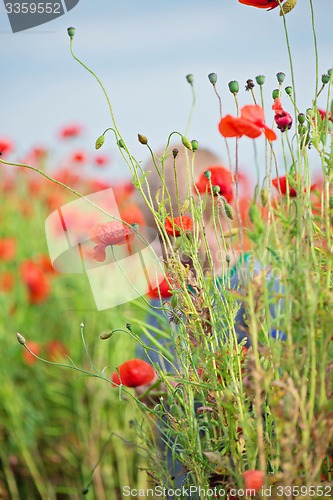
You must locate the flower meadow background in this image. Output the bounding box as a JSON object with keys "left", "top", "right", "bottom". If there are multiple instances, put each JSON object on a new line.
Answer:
{"left": 1, "top": 1, "right": 333, "bottom": 499}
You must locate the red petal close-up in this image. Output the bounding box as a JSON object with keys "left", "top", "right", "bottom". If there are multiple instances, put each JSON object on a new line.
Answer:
{"left": 195, "top": 166, "right": 234, "bottom": 202}
{"left": 111, "top": 359, "right": 156, "bottom": 387}
{"left": 219, "top": 105, "right": 277, "bottom": 141}
{"left": 238, "top": 0, "right": 281, "bottom": 10}
{"left": 89, "top": 220, "right": 135, "bottom": 246}
{"left": 164, "top": 216, "right": 193, "bottom": 237}
{"left": 21, "top": 260, "right": 50, "bottom": 304}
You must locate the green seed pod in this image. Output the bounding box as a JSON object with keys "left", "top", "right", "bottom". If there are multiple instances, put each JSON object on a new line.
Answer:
{"left": 117, "top": 139, "right": 125, "bottom": 149}
{"left": 138, "top": 134, "right": 148, "bottom": 145}
{"left": 95, "top": 134, "right": 105, "bottom": 150}
{"left": 181, "top": 136, "right": 192, "bottom": 150}
{"left": 272, "top": 89, "right": 280, "bottom": 99}
{"left": 224, "top": 202, "right": 234, "bottom": 220}
{"left": 212, "top": 185, "right": 220, "bottom": 195}
{"left": 191, "top": 140, "right": 199, "bottom": 152}
{"left": 322, "top": 74, "right": 330, "bottom": 85}
{"left": 170, "top": 294, "right": 178, "bottom": 309}
{"left": 186, "top": 74, "right": 194, "bottom": 85}
{"left": 298, "top": 113, "right": 306, "bottom": 124}
{"left": 228, "top": 80, "right": 239, "bottom": 94}
{"left": 204, "top": 170, "right": 211, "bottom": 180}
{"left": 276, "top": 72, "right": 286, "bottom": 83}
{"left": 67, "top": 27, "right": 75, "bottom": 38}
{"left": 260, "top": 187, "right": 269, "bottom": 207}
{"left": 208, "top": 73, "right": 217, "bottom": 85}
{"left": 255, "top": 75, "right": 265, "bottom": 86}
{"left": 285, "top": 86, "right": 293, "bottom": 96}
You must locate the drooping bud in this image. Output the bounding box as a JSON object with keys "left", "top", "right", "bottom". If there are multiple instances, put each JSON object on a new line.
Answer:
{"left": 100, "top": 331, "right": 114, "bottom": 340}
{"left": 260, "top": 187, "right": 269, "bottom": 207}
{"left": 191, "top": 140, "right": 199, "bottom": 152}
{"left": 67, "top": 27, "right": 75, "bottom": 38}
{"left": 186, "top": 74, "right": 194, "bottom": 85}
{"left": 224, "top": 202, "right": 234, "bottom": 220}
{"left": 228, "top": 80, "right": 239, "bottom": 94}
{"left": 204, "top": 170, "right": 211, "bottom": 180}
{"left": 181, "top": 136, "right": 192, "bottom": 150}
{"left": 322, "top": 74, "right": 330, "bottom": 85}
{"left": 117, "top": 139, "right": 125, "bottom": 149}
{"left": 138, "top": 134, "right": 148, "bottom": 145}
{"left": 276, "top": 72, "right": 286, "bottom": 83}
{"left": 298, "top": 113, "right": 306, "bottom": 124}
{"left": 272, "top": 89, "right": 280, "bottom": 100}
{"left": 208, "top": 73, "right": 217, "bottom": 85}
{"left": 172, "top": 148, "right": 179, "bottom": 159}
{"left": 170, "top": 294, "right": 178, "bottom": 309}
{"left": 285, "top": 86, "right": 293, "bottom": 96}
{"left": 16, "top": 332, "right": 26, "bottom": 345}
{"left": 95, "top": 134, "right": 105, "bottom": 150}
{"left": 255, "top": 75, "right": 265, "bottom": 86}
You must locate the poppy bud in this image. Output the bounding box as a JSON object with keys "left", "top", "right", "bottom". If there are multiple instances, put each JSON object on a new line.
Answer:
{"left": 181, "top": 136, "right": 192, "bottom": 150}
{"left": 212, "top": 185, "right": 220, "bottom": 195}
{"left": 170, "top": 294, "right": 178, "bottom": 309}
{"left": 298, "top": 113, "right": 306, "bottom": 124}
{"left": 226, "top": 255, "right": 231, "bottom": 264}
{"left": 249, "top": 203, "right": 261, "bottom": 224}
{"left": 100, "top": 330, "right": 114, "bottom": 340}
{"left": 204, "top": 170, "right": 211, "bottom": 180}
{"left": 67, "top": 27, "right": 75, "bottom": 38}
{"left": 138, "top": 134, "right": 148, "bottom": 145}
{"left": 228, "top": 80, "right": 239, "bottom": 94}
{"left": 172, "top": 148, "right": 179, "bottom": 158}
{"left": 285, "top": 86, "right": 293, "bottom": 96}
{"left": 272, "top": 89, "right": 280, "bottom": 100}
{"left": 306, "top": 108, "right": 314, "bottom": 118}
{"left": 260, "top": 187, "right": 269, "bottom": 207}
{"left": 255, "top": 75, "right": 265, "bottom": 86}
{"left": 16, "top": 332, "right": 26, "bottom": 345}
{"left": 82, "top": 487, "right": 89, "bottom": 495}
{"left": 208, "top": 73, "right": 217, "bottom": 85}
{"left": 322, "top": 74, "right": 330, "bottom": 85}
{"left": 186, "top": 74, "right": 194, "bottom": 85}
{"left": 191, "top": 140, "right": 199, "bottom": 152}
{"left": 95, "top": 134, "right": 105, "bottom": 150}
{"left": 276, "top": 72, "right": 286, "bottom": 83}
{"left": 117, "top": 139, "right": 125, "bottom": 149}
{"left": 224, "top": 202, "right": 234, "bottom": 220}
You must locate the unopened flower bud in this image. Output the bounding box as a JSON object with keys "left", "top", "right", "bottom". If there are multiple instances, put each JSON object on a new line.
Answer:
{"left": 298, "top": 113, "right": 306, "bottom": 124}
{"left": 172, "top": 148, "right": 179, "bottom": 158}
{"left": 255, "top": 75, "right": 265, "bottom": 86}
{"left": 100, "top": 331, "right": 114, "bottom": 340}
{"left": 306, "top": 108, "right": 314, "bottom": 118}
{"left": 208, "top": 73, "right": 217, "bottom": 85}
{"left": 249, "top": 203, "right": 261, "bottom": 224}
{"left": 16, "top": 332, "right": 26, "bottom": 345}
{"left": 228, "top": 80, "right": 239, "bottom": 94}
{"left": 276, "top": 72, "right": 286, "bottom": 83}
{"left": 204, "top": 170, "right": 211, "bottom": 180}
{"left": 67, "top": 27, "right": 75, "bottom": 38}
{"left": 321, "top": 74, "right": 330, "bottom": 85}
{"left": 328, "top": 68, "right": 333, "bottom": 78}
{"left": 272, "top": 89, "right": 280, "bottom": 99}
{"left": 170, "top": 294, "right": 178, "bottom": 309}
{"left": 138, "top": 134, "right": 148, "bottom": 145}
{"left": 285, "top": 86, "right": 293, "bottom": 96}
{"left": 224, "top": 202, "right": 234, "bottom": 220}
{"left": 181, "top": 136, "right": 192, "bottom": 150}
{"left": 260, "top": 187, "right": 269, "bottom": 207}
{"left": 212, "top": 185, "right": 220, "bottom": 195}
{"left": 117, "top": 139, "right": 125, "bottom": 149}
{"left": 95, "top": 134, "right": 105, "bottom": 150}
{"left": 186, "top": 74, "right": 194, "bottom": 85}
{"left": 191, "top": 140, "right": 199, "bottom": 152}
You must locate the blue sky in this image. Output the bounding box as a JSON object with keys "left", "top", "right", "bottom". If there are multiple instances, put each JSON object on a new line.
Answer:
{"left": 1, "top": 0, "right": 332, "bottom": 181}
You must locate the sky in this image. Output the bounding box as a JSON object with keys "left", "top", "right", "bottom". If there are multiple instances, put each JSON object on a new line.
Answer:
{"left": 1, "top": 0, "right": 332, "bottom": 182}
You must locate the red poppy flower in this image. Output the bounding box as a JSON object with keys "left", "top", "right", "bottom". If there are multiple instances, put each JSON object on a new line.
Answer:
{"left": 89, "top": 220, "right": 135, "bottom": 262}
{"left": 148, "top": 276, "right": 173, "bottom": 299}
{"left": 21, "top": 260, "right": 50, "bottom": 304}
{"left": 23, "top": 341, "right": 41, "bottom": 366}
{"left": 272, "top": 175, "right": 316, "bottom": 197}
{"left": 0, "top": 271, "right": 14, "bottom": 293}
{"left": 195, "top": 166, "right": 234, "bottom": 203}
{"left": 164, "top": 216, "right": 193, "bottom": 237}
{"left": 238, "top": 0, "right": 281, "bottom": 10}
{"left": 219, "top": 105, "right": 277, "bottom": 141}
{"left": 46, "top": 340, "right": 69, "bottom": 361}
{"left": 120, "top": 204, "right": 146, "bottom": 227}
{"left": 0, "top": 138, "right": 13, "bottom": 155}
{"left": 59, "top": 124, "right": 82, "bottom": 139}
{"left": 243, "top": 470, "right": 264, "bottom": 493}
{"left": 111, "top": 359, "right": 156, "bottom": 387}
{"left": 0, "top": 237, "right": 16, "bottom": 261}
{"left": 272, "top": 98, "right": 293, "bottom": 132}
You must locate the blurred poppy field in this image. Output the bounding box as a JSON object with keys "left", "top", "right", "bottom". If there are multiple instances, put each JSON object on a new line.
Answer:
{"left": 1, "top": 1, "right": 333, "bottom": 499}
